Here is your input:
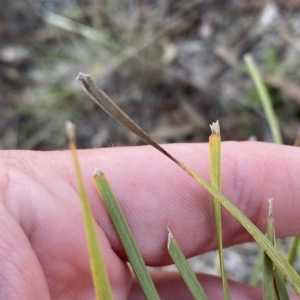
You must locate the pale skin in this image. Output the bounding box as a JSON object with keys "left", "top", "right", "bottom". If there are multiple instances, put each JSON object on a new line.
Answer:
{"left": 0, "top": 142, "right": 299, "bottom": 299}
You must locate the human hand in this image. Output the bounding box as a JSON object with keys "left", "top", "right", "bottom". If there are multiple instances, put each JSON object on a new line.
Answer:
{"left": 0, "top": 142, "right": 299, "bottom": 299}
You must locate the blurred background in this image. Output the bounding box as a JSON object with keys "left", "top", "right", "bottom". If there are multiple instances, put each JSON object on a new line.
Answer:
{"left": 2, "top": 0, "right": 300, "bottom": 150}
{"left": 1, "top": 0, "right": 300, "bottom": 286}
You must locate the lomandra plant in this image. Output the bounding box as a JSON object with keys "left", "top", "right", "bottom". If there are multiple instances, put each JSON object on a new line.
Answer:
{"left": 67, "top": 57, "right": 300, "bottom": 299}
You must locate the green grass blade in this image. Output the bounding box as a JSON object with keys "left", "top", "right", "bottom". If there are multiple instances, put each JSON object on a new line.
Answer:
{"left": 244, "top": 55, "right": 296, "bottom": 295}
{"left": 265, "top": 199, "right": 290, "bottom": 300}
{"left": 209, "top": 121, "right": 231, "bottom": 300}
{"left": 274, "top": 268, "right": 290, "bottom": 300}
{"left": 167, "top": 229, "right": 209, "bottom": 300}
{"left": 263, "top": 199, "right": 275, "bottom": 300}
{"left": 287, "top": 236, "right": 300, "bottom": 266}
{"left": 93, "top": 170, "right": 160, "bottom": 300}
{"left": 65, "top": 121, "right": 113, "bottom": 300}
{"left": 180, "top": 165, "right": 300, "bottom": 297}
{"left": 244, "top": 54, "right": 283, "bottom": 144}
{"left": 76, "top": 73, "right": 300, "bottom": 297}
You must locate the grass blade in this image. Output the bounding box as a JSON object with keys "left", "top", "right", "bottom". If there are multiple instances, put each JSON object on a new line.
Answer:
{"left": 93, "top": 170, "right": 160, "bottom": 300}
{"left": 76, "top": 73, "right": 300, "bottom": 297}
{"left": 209, "top": 121, "right": 231, "bottom": 300}
{"left": 76, "top": 73, "right": 180, "bottom": 165}
{"left": 245, "top": 55, "right": 296, "bottom": 295}
{"left": 287, "top": 236, "right": 300, "bottom": 266}
{"left": 263, "top": 199, "right": 275, "bottom": 300}
{"left": 65, "top": 121, "right": 113, "bottom": 300}
{"left": 181, "top": 165, "right": 300, "bottom": 297}
{"left": 244, "top": 54, "right": 283, "bottom": 144}
{"left": 167, "top": 229, "right": 209, "bottom": 300}
{"left": 265, "top": 199, "right": 290, "bottom": 300}
{"left": 274, "top": 268, "right": 290, "bottom": 300}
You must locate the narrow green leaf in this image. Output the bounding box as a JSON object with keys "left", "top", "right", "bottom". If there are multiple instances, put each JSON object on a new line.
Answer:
{"left": 167, "top": 229, "right": 209, "bottom": 300}
{"left": 264, "top": 199, "right": 275, "bottom": 300}
{"left": 76, "top": 73, "right": 300, "bottom": 297}
{"left": 181, "top": 165, "right": 300, "bottom": 297}
{"left": 244, "top": 54, "right": 282, "bottom": 144}
{"left": 287, "top": 236, "right": 300, "bottom": 266}
{"left": 244, "top": 56, "right": 293, "bottom": 298}
{"left": 274, "top": 268, "right": 290, "bottom": 300}
{"left": 65, "top": 121, "right": 113, "bottom": 300}
{"left": 93, "top": 170, "right": 160, "bottom": 300}
{"left": 209, "top": 121, "right": 231, "bottom": 300}
{"left": 265, "top": 200, "right": 290, "bottom": 300}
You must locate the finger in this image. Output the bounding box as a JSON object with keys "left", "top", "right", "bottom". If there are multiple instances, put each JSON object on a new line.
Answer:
{"left": 80, "top": 142, "right": 300, "bottom": 264}
{"left": 0, "top": 203, "right": 50, "bottom": 299}
{"left": 3, "top": 142, "right": 300, "bottom": 267}
{"left": 129, "top": 271, "right": 298, "bottom": 300}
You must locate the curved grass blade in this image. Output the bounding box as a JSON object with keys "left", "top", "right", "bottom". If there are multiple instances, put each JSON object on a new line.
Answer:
{"left": 65, "top": 121, "right": 113, "bottom": 300}
{"left": 181, "top": 165, "right": 300, "bottom": 297}
{"left": 76, "top": 73, "right": 300, "bottom": 297}
{"left": 167, "top": 229, "right": 209, "bottom": 300}
{"left": 244, "top": 54, "right": 282, "bottom": 144}
{"left": 209, "top": 121, "right": 231, "bottom": 300}
{"left": 76, "top": 73, "right": 178, "bottom": 165}
{"left": 93, "top": 170, "right": 160, "bottom": 300}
